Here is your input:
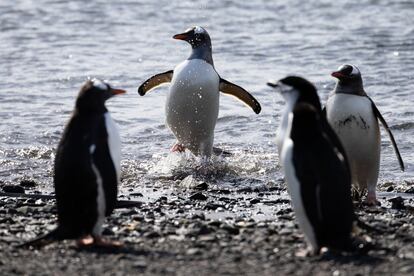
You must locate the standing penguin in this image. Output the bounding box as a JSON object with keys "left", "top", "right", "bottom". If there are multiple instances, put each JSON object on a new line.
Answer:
{"left": 325, "top": 64, "right": 404, "bottom": 205}
{"left": 20, "top": 79, "right": 125, "bottom": 247}
{"left": 138, "top": 26, "right": 261, "bottom": 157}
{"left": 268, "top": 76, "right": 354, "bottom": 254}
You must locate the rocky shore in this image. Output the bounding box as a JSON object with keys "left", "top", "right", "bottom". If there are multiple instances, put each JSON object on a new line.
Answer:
{"left": 1, "top": 173, "right": 414, "bottom": 275}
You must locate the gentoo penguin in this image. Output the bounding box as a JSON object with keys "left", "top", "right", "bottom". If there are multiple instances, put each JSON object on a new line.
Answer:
{"left": 325, "top": 64, "right": 404, "bottom": 205}
{"left": 20, "top": 79, "right": 125, "bottom": 247}
{"left": 138, "top": 26, "right": 261, "bottom": 157}
{"left": 268, "top": 76, "right": 354, "bottom": 254}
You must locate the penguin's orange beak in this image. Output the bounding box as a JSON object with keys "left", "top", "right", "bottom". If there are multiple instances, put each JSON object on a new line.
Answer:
{"left": 173, "top": 32, "right": 190, "bottom": 40}
{"left": 331, "top": 71, "right": 345, "bottom": 79}
{"left": 111, "top": 88, "right": 126, "bottom": 95}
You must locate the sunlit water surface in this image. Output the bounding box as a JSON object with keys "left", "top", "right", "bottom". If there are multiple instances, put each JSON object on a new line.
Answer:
{"left": 0, "top": 0, "right": 413, "bottom": 196}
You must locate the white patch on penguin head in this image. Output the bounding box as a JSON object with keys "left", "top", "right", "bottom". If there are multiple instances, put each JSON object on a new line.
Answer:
{"left": 337, "top": 64, "right": 360, "bottom": 76}
{"left": 350, "top": 65, "right": 360, "bottom": 75}
{"left": 194, "top": 26, "right": 205, "bottom": 34}
{"left": 91, "top": 78, "right": 109, "bottom": 90}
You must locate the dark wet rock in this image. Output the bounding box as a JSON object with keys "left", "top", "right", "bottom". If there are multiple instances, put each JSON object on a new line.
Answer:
{"left": 120, "top": 210, "right": 137, "bottom": 216}
{"left": 204, "top": 203, "right": 225, "bottom": 210}
{"left": 213, "top": 189, "right": 231, "bottom": 194}
{"left": 237, "top": 187, "right": 252, "bottom": 193}
{"left": 19, "top": 180, "right": 37, "bottom": 188}
{"left": 158, "top": 196, "right": 168, "bottom": 202}
{"left": 194, "top": 182, "right": 208, "bottom": 190}
{"left": 250, "top": 198, "right": 260, "bottom": 204}
{"left": 208, "top": 220, "right": 222, "bottom": 228}
{"left": 191, "top": 213, "right": 205, "bottom": 220}
{"left": 218, "top": 197, "right": 230, "bottom": 202}
{"left": 143, "top": 231, "right": 161, "bottom": 239}
{"left": 276, "top": 208, "right": 293, "bottom": 215}
{"left": 102, "top": 228, "right": 115, "bottom": 236}
{"left": 389, "top": 197, "right": 405, "bottom": 210}
{"left": 197, "top": 225, "right": 214, "bottom": 236}
{"left": 189, "top": 192, "right": 207, "bottom": 201}
{"left": 130, "top": 192, "right": 143, "bottom": 197}
{"left": 221, "top": 224, "right": 239, "bottom": 235}
{"left": 262, "top": 199, "right": 290, "bottom": 205}
{"left": 2, "top": 185, "right": 25, "bottom": 194}
{"left": 405, "top": 187, "right": 414, "bottom": 194}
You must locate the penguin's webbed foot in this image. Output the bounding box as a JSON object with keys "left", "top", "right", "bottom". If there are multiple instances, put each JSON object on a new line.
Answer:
{"left": 93, "top": 236, "right": 123, "bottom": 248}
{"left": 295, "top": 246, "right": 319, "bottom": 257}
{"left": 364, "top": 191, "right": 380, "bottom": 206}
{"left": 171, "top": 143, "right": 186, "bottom": 153}
{"left": 77, "top": 235, "right": 123, "bottom": 248}
{"left": 76, "top": 235, "right": 94, "bottom": 247}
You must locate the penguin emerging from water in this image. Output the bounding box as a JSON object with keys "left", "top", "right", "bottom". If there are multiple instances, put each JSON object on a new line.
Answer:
{"left": 138, "top": 26, "right": 261, "bottom": 157}
{"left": 325, "top": 64, "right": 404, "bottom": 205}
{"left": 268, "top": 76, "right": 354, "bottom": 254}
{"left": 20, "top": 79, "right": 125, "bottom": 248}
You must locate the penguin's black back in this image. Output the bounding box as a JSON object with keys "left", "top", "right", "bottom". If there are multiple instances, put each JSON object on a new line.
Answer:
{"left": 54, "top": 110, "right": 118, "bottom": 238}
{"left": 290, "top": 103, "right": 354, "bottom": 250}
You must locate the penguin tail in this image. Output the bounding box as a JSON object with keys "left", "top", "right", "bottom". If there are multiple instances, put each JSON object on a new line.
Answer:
{"left": 17, "top": 228, "right": 63, "bottom": 248}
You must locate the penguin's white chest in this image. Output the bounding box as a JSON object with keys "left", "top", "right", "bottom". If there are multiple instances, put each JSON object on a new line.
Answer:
{"left": 278, "top": 112, "right": 318, "bottom": 250}
{"left": 166, "top": 59, "right": 220, "bottom": 154}
{"left": 326, "top": 94, "right": 380, "bottom": 187}
{"left": 326, "top": 94, "right": 380, "bottom": 147}
{"left": 104, "top": 112, "right": 121, "bottom": 180}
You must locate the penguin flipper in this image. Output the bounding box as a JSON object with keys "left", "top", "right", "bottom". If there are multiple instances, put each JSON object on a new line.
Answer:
{"left": 17, "top": 228, "right": 62, "bottom": 248}
{"left": 219, "top": 78, "right": 261, "bottom": 114}
{"left": 138, "top": 70, "right": 173, "bottom": 96}
{"left": 369, "top": 98, "right": 405, "bottom": 171}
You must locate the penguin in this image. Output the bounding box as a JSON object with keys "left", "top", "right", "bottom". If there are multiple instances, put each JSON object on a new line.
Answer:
{"left": 267, "top": 76, "right": 354, "bottom": 254}
{"left": 19, "top": 79, "right": 125, "bottom": 248}
{"left": 325, "top": 64, "right": 404, "bottom": 205}
{"left": 137, "top": 26, "right": 261, "bottom": 157}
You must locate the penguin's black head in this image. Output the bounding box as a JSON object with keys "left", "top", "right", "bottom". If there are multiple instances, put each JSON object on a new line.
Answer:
{"left": 76, "top": 79, "right": 126, "bottom": 113}
{"left": 267, "top": 76, "right": 322, "bottom": 111}
{"left": 331, "top": 64, "right": 365, "bottom": 95}
{"left": 331, "top": 64, "right": 361, "bottom": 81}
{"left": 173, "top": 26, "right": 211, "bottom": 49}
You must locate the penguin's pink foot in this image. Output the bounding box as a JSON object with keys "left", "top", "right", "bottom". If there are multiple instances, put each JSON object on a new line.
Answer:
{"left": 76, "top": 235, "right": 94, "bottom": 247}
{"left": 295, "top": 246, "right": 319, "bottom": 257}
{"left": 365, "top": 191, "right": 380, "bottom": 206}
{"left": 171, "top": 143, "right": 186, "bottom": 153}
{"left": 93, "top": 236, "right": 123, "bottom": 248}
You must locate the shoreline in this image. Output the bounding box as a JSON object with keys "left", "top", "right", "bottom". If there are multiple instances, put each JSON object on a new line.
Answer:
{"left": 1, "top": 176, "right": 414, "bottom": 275}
